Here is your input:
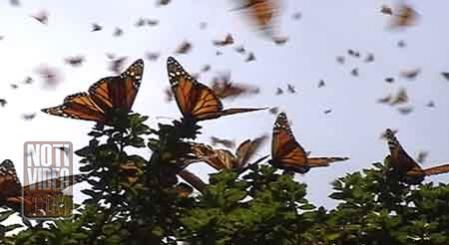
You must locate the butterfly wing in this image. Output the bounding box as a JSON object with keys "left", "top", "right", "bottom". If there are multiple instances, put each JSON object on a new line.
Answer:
{"left": 270, "top": 113, "right": 308, "bottom": 173}
{"left": 42, "top": 92, "right": 109, "bottom": 124}
{"left": 89, "top": 59, "right": 144, "bottom": 112}
{"left": 236, "top": 135, "right": 268, "bottom": 168}
{"left": 422, "top": 164, "right": 449, "bottom": 176}
{"left": 0, "top": 160, "right": 21, "bottom": 199}
{"left": 306, "top": 157, "right": 349, "bottom": 167}
{"left": 167, "top": 57, "right": 223, "bottom": 121}
{"left": 385, "top": 128, "right": 423, "bottom": 174}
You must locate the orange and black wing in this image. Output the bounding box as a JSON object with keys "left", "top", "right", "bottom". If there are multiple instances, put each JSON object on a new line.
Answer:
{"left": 0, "top": 159, "right": 21, "bottom": 199}
{"left": 167, "top": 57, "right": 223, "bottom": 121}
{"left": 422, "top": 164, "right": 449, "bottom": 177}
{"left": 167, "top": 57, "right": 265, "bottom": 121}
{"left": 270, "top": 113, "right": 309, "bottom": 173}
{"left": 236, "top": 0, "right": 279, "bottom": 36}
{"left": 385, "top": 128, "right": 422, "bottom": 173}
{"left": 89, "top": 59, "right": 144, "bottom": 112}
{"left": 306, "top": 157, "right": 349, "bottom": 167}
{"left": 236, "top": 135, "right": 268, "bottom": 169}
{"left": 41, "top": 92, "right": 109, "bottom": 124}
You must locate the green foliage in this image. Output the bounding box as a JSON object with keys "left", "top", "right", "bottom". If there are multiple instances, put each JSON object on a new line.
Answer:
{"left": 2, "top": 112, "right": 449, "bottom": 244}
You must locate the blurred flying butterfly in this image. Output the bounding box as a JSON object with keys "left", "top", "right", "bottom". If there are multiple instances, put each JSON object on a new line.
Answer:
{"left": 156, "top": 0, "right": 171, "bottom": 6}
{"left": 275, "top": 87, "right": 283, "bottom": 95}
{"left": 380, "top": 5, "right": 393, "bottom": 15}
{"left": 201, "top": 65, "right": 211, "bottom": 73}
{"left": 109, "top": 56, "right": 128, "bottom": 75}
{"left": 22, "top": 113, "right": 36, "bottom": 121}
{"left": 65, "top": 56, "right": 85, "bottom": 67}
{"left": 318, "top": 80, "right": 325, "bottom": 88}
{"left": 210, "top": 136, "right": 236, "bottom": 149}
{"left": 292, "top": 12, "right": 301, "bottom": 20}
{"left": 416, "top": 151, "right": 428, "bottom": 164}
{"left": 10, "top": 0, "right": 20, "bottom": 6}
{"left": 287, "top": 84, "right": 296, "bottom": 93}
{"left": 147, "top": 19, "right": 159, "bottom": 26}
{"left": 245, "top": 52, "right": 256, "bottom": 62}
{"left": 385, "top": 77, "right": 395, "bottom": 83}
{"left": 336, "top": 56, "right": 345, "bottom": 64}
{"left": 268, "top": 107, "right": 279, "bottom": 115}
{"left": 210, "top": 72, "right": 260, "bottom": 100}
{"left": 426, "top": 100, "right": 435, "bottom": 108}
{"left": 324, "top": 109, "right": 332, "bottom": 115}
{"left": 175, "top": 41, "right": 192, "bottom": 55}
{"left": 0, "top": 99, "right": 7, "bottom": 107}
{"left": 442, "top": 72, "right": 449, "bottom": 81}
{"left": 199, "top": 22, "right": 207, "bottom": 30}
{"left": 167, "top": 57, "right": 266, "bottom": 123}
{"left": 384, "top": 129, "right": 449, "bottom": 184}
{"left": 91, "top": 23, "right": 102, "bottom": 32}
{"left": 273, "top": 36, "right": 288, "bottom": 45}
{"left": 191, "top": 135, "right": 268, "bottom": 171}
{"left": 213, "top": 34, "right": 234, "bottom": 46}
{"left": 10, "top": 84, "right": 18, "bottom": 89}
{"left": 234, "top": 0, "right": 280, "bottom": 37}
{"left": 135, "top": 18, "right": 145, "bottom": 27}
{"left": 113, "top": 27, "right": 123, "bottom": 37}
{"left": 269, "top": 112, "right": 349, "bottom": 174}
{"left": 0, "top": 159, "right": 86, "bottom": 216}
{"left": 388, "top": 4, "right": 419, "bottom": 29}
{"left": 145, "top": 52, "right": 160, "bottom": 61}
{"left": 35, "top": 65, "right": 63, "bottom": 89}
{"left": 397, "top": 106, "right": 413, "bottom": 115}
{"left": 351, "top": 68, "right": 359, "bottom": 77}
{"left": 235, "top": 45, "right": 246, "bottom": 54}
{"left": 31, "top": 10, "right": 48, "bottom": 25}
{"left": 364, "top": 53, "right": 375, "bottom": 63}
{"left": 390, "top": 88, "right": 408, "bottom": 106}
{"left": 400, "top": 68, "right": 420, "bottom": 80}
{"left": 41, "top": 59, "right": 144, "bottom": 125}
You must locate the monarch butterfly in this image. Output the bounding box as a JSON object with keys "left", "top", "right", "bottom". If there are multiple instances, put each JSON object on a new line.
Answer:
{"left": 41, "top": 59, "right": 144, "bottom": 125}
{"left": 0, "top": 160, "right": 86, "bottom": 216}
{"left": 234, "top": 0, "right": 280, "bottom": 37}
{"left": 384, "top": 129, "right": 449, "bottom": 184}
{"left": 167, "top": 57, "right": 265, "bottom": 123}
{"left": 191, "top": 135, "right": 268, "bottom": 171}
{"left": 269, "top": 113, "right": 349, "bottom": 174}
{"left": 210, "top": 72, "right": 260, "bottom": 100}
{"left": 389, "top": 4, "right": 419, "bottom": 29}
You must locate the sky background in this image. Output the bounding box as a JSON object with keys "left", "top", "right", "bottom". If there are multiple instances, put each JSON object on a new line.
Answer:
{"left": 1, "top": 0, "right": 449, "bottom": 220}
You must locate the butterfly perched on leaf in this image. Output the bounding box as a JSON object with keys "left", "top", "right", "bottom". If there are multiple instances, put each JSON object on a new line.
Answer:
{"left": 0, "top": 160, "right": 86, "bottom": 217}
{"left": 191, "top": 135, "right": 268, "bottom": 171}
{"left": 269, "top": 112, "right": 349, "bottom": 174}
{"left": 41, "top": 59, "right": 144, "bottom": 126}
{"left": 384, "top": 129, "right": 449, "bottom": 184}
{"left": 166, "top": 57, "right": 266, "bottom": 124}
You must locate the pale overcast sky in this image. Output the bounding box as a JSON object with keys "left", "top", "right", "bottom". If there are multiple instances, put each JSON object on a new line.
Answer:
{"left": 1, "top": 0, "right": 449, "bottom": 211}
